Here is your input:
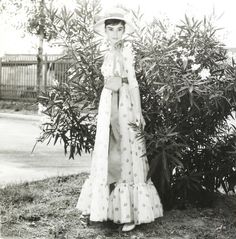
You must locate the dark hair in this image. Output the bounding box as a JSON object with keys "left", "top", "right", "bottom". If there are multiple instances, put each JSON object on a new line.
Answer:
{"left": 105, "top": 19, "right": 126, "bottom": 28}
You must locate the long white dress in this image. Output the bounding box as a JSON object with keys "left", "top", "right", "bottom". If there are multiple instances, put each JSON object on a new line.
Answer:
{"left": 76, "top": 41, "right": 163, "bottom": 225}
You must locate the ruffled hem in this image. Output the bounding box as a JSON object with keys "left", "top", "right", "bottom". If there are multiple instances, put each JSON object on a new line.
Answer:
{"left": 76, "top": 178, "right": 163, "bottom": 224}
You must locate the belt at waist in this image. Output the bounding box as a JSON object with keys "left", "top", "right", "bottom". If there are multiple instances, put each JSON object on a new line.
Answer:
{"left": 122, "top": 77, "right": 128, "bottom": 84}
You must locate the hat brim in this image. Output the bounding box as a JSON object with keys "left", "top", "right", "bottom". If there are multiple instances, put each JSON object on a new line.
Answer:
{"left": 93, "top": 17, "right": 135, "bottom": 36}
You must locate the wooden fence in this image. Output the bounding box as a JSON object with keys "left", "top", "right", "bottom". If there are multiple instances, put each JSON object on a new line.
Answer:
{"left": 1, "top": 49, "right": 235, "bottom": 101}
{"left": 0, "top": 54, "right": 71, "bottom": 101}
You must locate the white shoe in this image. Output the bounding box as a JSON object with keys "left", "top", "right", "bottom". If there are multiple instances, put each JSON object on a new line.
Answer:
{"left": 79, "top": 214, "right": 89, "bottom": 227}
{"left": 122, "top": 223, "right": 136, "bottom": 232}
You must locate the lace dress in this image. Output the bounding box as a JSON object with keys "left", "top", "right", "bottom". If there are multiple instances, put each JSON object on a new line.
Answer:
{"left": 76, "top": 41, "right": 163, "bottom": 225}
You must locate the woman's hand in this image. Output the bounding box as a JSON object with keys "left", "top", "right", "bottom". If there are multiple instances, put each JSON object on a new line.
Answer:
{"left": 104, "top": 76, "right": 122, "bottom": 91}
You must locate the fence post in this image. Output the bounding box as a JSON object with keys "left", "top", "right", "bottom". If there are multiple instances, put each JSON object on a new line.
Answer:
{"left": 44, "top": 54, "right": 48, "bottom": 91}
{"left": 0, "top": 58, "right": 2, "bottom": 99}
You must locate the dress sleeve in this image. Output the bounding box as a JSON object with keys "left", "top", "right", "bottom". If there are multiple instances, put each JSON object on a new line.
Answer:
{"left": 123, "top": 42, "right": 139, "bottom": 89}
{"left": 99, "top": 41, "right": 112, "bottom": 80}
{"left": 101, "top": 51, "right": 113, "bottom": 81}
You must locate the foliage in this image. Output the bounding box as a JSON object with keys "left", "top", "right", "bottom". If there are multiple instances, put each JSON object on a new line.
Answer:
{"left": 37, "top": 0, "right": 102, "bottom": 158}
{"left": 0, "top": 0, "right": 23, "bottom": 14}
{"left": 37, "top": 0, "right": 236, "bottom": 208}
{"left": 132, "top": 14, "right": 236, "bottom": 208}
{"left": 0, "top": 0, "right": 63, "bottom": 41}
{"left": 26, "top": 0, "right": 58, "bottom": 41}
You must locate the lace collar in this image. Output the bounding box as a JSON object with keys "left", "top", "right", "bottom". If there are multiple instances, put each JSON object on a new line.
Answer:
{"left": 100, "top": 39, "right": 133, "bottom": 58}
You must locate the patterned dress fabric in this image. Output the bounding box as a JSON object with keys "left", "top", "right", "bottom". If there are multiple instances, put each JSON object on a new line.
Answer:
{"left": 76, "top": 41, "right": 163, "bottom": 224}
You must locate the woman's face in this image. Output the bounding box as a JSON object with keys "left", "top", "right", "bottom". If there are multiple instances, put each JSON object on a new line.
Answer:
{"left": 105, "top": 23, "right": 125, "bottom": 45}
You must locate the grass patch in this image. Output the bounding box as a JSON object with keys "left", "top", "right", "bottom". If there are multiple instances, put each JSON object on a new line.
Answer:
{"left": 0, "top": 173, "right": 236, "bottom": 239}
{"left": 0, "top": 100, "right": 38, "bottom": 114}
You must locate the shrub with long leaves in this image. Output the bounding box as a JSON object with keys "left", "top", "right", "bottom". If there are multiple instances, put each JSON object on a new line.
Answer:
{"left": 132, "top": 13, "right": 236, "bottom": 208}
{"left": 37, "top": 0, "right": 102, "bottom": 158}
{"left": 37, "top": 1, "right": 236, "bottom": 209}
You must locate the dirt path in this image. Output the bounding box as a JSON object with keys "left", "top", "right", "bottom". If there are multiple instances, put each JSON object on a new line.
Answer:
{"left": 0, "top": 113, "right": 90, "bottom": 186}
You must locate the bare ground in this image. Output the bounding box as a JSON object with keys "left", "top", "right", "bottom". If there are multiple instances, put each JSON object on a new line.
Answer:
{"left": 0, "top": 173, "right": 236, "bottom": 239}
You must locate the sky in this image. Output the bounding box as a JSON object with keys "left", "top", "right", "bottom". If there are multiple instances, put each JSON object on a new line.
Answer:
{"left": 0, "top": 0, "right": 235, "bottom": 56}
{"left": 100, "top": 0, "right": 236, "bottom": 46}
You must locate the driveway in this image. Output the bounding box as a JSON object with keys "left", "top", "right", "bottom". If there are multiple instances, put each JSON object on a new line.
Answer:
{"left": 0, "top": 113, "right": 90, "bottom": 187}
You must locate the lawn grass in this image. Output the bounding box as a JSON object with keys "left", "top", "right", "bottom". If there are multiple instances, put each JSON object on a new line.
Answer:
{"left": 0, "top": 100, "right": 38, "bottom": 114}
{"left": 0, "top": 173, "right": 236, "bottom": 239}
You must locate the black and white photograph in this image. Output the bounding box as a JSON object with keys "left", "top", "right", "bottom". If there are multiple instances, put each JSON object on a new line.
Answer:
{"left": 0, "top": 0, "right": 236, "bottom": 238}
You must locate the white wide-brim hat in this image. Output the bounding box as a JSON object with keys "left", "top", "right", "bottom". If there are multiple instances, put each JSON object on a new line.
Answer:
{"left": 93, "top": 7, "right": 135, "bottom": 36}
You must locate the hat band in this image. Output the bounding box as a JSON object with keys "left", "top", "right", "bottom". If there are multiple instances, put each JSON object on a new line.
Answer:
{"left": 105, "top": 12, "right": 125, "bottom": 19}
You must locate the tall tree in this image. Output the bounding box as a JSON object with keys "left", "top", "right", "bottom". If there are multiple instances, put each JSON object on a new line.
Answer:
{"left": 36, "top": 0, "right": 45, "bottom": 94}
{"left": 0, "top": 0, "right": 59, "bottom": 94}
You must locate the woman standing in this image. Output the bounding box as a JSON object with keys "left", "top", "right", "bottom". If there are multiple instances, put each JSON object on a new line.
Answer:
{"left": 76, "top": 7, "right": 163, "bottom": 232}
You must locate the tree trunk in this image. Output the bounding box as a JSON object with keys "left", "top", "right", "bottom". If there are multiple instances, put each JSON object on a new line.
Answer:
{"left": 36, "top": 0, "right": 45, "bottom": 95}
{"left": 37, "top": 34, "right": 43, "bottom": 95}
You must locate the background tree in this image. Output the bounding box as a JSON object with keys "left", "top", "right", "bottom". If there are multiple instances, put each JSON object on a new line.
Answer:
{"left": 36, "top": 0, "right": 236, "bottom": 209}
{"left": 0, "top": 0, "right": 59, "bottom": 94}
{"left": 36, "top": 0, "right": 102, "bottom": 159}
